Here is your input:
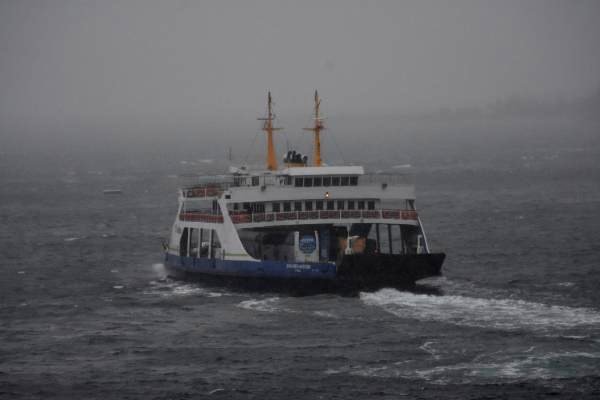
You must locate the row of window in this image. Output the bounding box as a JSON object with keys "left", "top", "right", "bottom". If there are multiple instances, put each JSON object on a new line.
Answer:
{"left": 294, "top": 176, "right": 358, "bottom": 188}
{"left": 237, "top": 175, "right": 360, "bottom": 187}
{"left": 234, "top": 200, "right": 376, "bottom": 213}
{"left": 179, "top": 227, "right": 222, "bottom": 258}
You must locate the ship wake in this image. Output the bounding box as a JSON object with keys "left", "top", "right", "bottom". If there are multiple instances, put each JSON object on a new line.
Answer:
{"left": 360, "top": 288, "right": 600, "bottom": 332}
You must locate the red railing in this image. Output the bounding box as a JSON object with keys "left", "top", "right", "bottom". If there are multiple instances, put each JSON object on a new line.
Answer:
{"left": 180, "top": 209, "right": 418, "bottom": 224}
{"left": 230, "top": 213, "right": 252, "bottom": 223}
{"left": 179, "top": 212, "right": 224, "bottom": 223}
{"left": 298, "top": 211, "right": 320, "bottom": 220}
{"left": 229, "top": 209, "right": 418, "bottom": 224}
{"left": 251, "top": 213, "right": 274, "bottom": 223}
{"left": 341, "top": 210, "right": 362, "bottom": 219}
{"left": 276, "top": 212, "right": 298, "bottom": 221}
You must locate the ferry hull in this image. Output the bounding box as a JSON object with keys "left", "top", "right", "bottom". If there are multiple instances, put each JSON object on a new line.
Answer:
{"left": 164, "top": 252, "right": 444, "bottom": 290}
{"left": 336, "top": 253, "right": 445, "bottom": 289}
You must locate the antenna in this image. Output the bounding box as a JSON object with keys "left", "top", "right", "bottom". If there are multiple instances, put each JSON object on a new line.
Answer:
{"left": 303, "top": 90, "right": 325, "bottom": 166}
{"left": 257, "top": 92, "right": 282, "bottom": 170}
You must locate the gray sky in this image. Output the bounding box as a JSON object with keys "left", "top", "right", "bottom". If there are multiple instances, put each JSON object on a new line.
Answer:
{"left": 1, "top": 0, "right": 599, "bottom": 141}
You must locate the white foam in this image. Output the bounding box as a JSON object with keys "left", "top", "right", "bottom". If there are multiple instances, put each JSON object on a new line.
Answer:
{"left": 324, "top": 365, "right": 390, "bottom": 377}
{"left": 171, "top": 284, "right": 222, "bottom": 297}
{"left": 416, "top": 351, "right": 600, "bottom": 382}
{"left": 238, "top": 299, "right": 337, "bottom": 317}
{"left": 151, "top": 263, "right": 167, "bottom": 278}
{"left": 64, "top": 237, "right": 81, "bottom": 242}
{"left": 325, "top": 351, "right": 600, "bottom": 383}
{"left": 560, "top": 335, "right": 589, "bottom": 340}
{"left": 360, "top": 289, "right": 600, "bottom": 331}
{"left": 237, "top": 298, "right": 281, "bottom": 313}
{"left": 556, "top": 282, "right": 575, "bottom": 287}
{"left": 419, "top": 341, "right": 442, "bottom": 360}
{"left": 144, "top": 280, "right": 225, "bottom": 298}
{"left": 313, "top": 310, "right": 339, "bottom": 319}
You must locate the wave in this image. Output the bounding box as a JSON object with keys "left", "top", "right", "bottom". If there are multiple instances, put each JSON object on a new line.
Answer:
{"left": 325, "top": 351, "right": 600, "bottom": 384}
{"left": 144, "top": 279, "right": 225, "bottom": 298}
{"left": 237, "top": 298, "right": 282, "bottom": 313}
{"left": 237, "top": 299, "right": 341, "bottom": 320}
{"left": 413, "top": 351, "right": 600, "bottom": 383}
{"left": 360, "top": 288, "right": 600, "bottom": 332}
{"left": 313, "top": 310, "right": 339, "bottom": 319}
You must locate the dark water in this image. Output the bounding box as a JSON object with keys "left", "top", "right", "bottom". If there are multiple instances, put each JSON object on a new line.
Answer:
{"left": 2, "top": 135, "right": 600, "bottom": 399}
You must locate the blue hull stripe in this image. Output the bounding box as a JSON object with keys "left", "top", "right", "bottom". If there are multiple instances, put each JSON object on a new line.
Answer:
{"left": 165, "top": 253, "right": 337, "bottom": 280}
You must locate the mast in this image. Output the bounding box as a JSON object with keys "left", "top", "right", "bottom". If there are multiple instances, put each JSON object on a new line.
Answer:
{"left": 304, "top": 90, "right": 325, "bottom": 167}
{"left": 258, "top": 92, "right": 281, "bottom": 171}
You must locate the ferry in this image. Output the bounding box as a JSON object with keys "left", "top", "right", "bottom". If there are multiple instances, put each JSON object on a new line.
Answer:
{"left": 164, "top": 92, "right": 445, "bottom": 289}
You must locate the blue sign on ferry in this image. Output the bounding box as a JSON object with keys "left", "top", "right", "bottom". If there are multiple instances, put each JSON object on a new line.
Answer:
{"left": 299, "top": 234, "right": 317, "bottom": 254}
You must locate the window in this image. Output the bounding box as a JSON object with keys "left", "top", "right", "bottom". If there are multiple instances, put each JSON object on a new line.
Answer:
{"left": 283, "top": 202, "right": 291, "bottom": 212}
{"left": 316, "top": 200, "right": 324, "bottom": 210}
{"left": 323, "top": 177, "right": 331, "bottom": 186}
{"left": 211, "top": 229, "right": 218, "bottom": 248}
{"left": 348, "top": 201, "right": 355, "bottom": 210}
{"left": 295, "top": 177, "right": 303, "bottom": 187}
{"left": 285, "top": 176, "right": 292, "bottom": 185}
{"left": 210, "top": 229, "right": 222, "bottom": 259}
{"left": 304, "top": 177, "right": 313, "bottom": 187}
{"left": 391, "top": 225, "right": 402, "bottom": 255}
{"left": 254, "top": 203, "right": 265, "bottom": 213}
{"left": 358, "top": 201, "right": 365, "bottom": 210}
{"left": 341, "top": 176, "right": 349, "bottom": 186}
{"left": 327, "top": 200, "right": 335, "bottom": 210}
{"left": 378, "top": 224, "right": 391, "bottom": 254}
{"left": 190, "top": 228, "right": 199, "bottom": 257}
{"left": 337, "top": 200, "right": 345, "bottom": 210}
{"left": 199, "top": 228, "right": 208, "bottom": 257}
{"left": 313, "top": 177, "right": 322, "bottom": 186}
{"left": 350, "top": 176, "right": 358, "bottom": 186}
{"left": 252, "top": 176, "right": 259, "bottom": 186}
{"left": 294, "top": 201, "right": 302, "bottom": 211}
{"left": 272, "top": 202, "right": 281, "bottom": 212}
{"left": 233, "top": 203, "right": 239, "bottom": 210}
{"left": 305, "top": 201, "right": 313, "bottom": 211}
{"left": 367, "top": 201, "right": 375, "bottom": 210}
{"left": 332, "top": 177, "right": 340, "bottom": 186}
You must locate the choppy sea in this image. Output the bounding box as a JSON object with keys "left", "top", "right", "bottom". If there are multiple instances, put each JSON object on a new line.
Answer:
{"left": 1, "top": 133, "right": 600, "bottom": 399}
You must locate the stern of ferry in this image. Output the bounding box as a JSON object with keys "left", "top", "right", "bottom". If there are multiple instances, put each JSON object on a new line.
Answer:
{"left": 336, "top": 252, "right": 445, "bottom": 288}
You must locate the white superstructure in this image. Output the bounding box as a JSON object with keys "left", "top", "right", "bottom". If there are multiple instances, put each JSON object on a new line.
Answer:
{"left": 167, "top": 92, "right": 431, "bottom": 271}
